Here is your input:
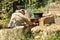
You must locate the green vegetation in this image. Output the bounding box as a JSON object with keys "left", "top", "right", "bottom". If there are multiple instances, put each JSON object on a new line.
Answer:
{"left": 0, "top": 0, "right": 60, "bottom": 30}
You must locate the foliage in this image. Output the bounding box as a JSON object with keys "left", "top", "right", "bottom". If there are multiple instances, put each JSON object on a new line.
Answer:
{"left": 0, "top": 0, "right": 60, "bottom": 30}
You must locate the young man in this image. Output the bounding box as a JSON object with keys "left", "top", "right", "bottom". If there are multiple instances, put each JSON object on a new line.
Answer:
{"left": 8, "top": 9, "right": 32, "bottom": 28}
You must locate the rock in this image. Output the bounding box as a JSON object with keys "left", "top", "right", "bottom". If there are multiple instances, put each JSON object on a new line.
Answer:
{"left": 31, "top": 24, "right": 60, "bottom": 35}
{"left": 34, "top": 36, "right": 40, "bottom": 39}
{"left": 31, "top": 26, "right": 40, "bottom": 33}
{"left": 0, "top": 28, "right": 27, "bottom": 40}
{"left": 31, "top": 26, "right": 45, "bottom": 33}
{"left": 0, "top": 24, "right": 60, "bottom": 40}
{"left": 39, "top": 15, "right": 55, "bottom": 26}
{"left": 44, "top": 2, "right": 60, "bottom": 17}
{"left": 43, "top": 12, "right": 52, "bottom": 17}
{"left": 56, "top": 13, "right": 60, "bottom": 17}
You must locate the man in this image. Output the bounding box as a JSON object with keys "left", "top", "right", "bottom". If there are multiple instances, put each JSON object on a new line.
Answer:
{"left": 8, "top": 9, "right": 32, "bottom": 28}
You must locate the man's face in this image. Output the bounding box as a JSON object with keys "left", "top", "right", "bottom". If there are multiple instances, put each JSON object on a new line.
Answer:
{"left": 22, "top": 12, "right": 25, "bottom": 15}
{"left": 19, "top": 9, "right": 25, "bottom": 15}
{"left": 22, "top": 10, "right": 25, "bottom": 15}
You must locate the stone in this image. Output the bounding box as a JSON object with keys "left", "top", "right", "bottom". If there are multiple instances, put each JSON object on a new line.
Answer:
{"left": 0, "top": 27, "right": 33, "bottom": 40}
{"left": 39, "top": 15, "right": 55, "bottom": 26}
{"left": 43, "top": 12, "right": 52, "bottom": 17}
{"left": 31, "top": 26, "right": 40, "bottom": 33}
{"left": 0, "top": 28, "right": 24, "bottom": 40}
{"left": 31, "top": 26, "right": 45, "bottom": 33}
{"left": 44, "top": 2, "right": 60, "bottom": 17}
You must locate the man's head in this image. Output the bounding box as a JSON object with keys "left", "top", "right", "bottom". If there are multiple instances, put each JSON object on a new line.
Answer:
{"left": 19, "top": 9, "right": 25, "bottom": 15}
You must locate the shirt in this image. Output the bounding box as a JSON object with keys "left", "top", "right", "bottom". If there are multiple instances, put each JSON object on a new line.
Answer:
{"left": 8, "top": 12, "right": 30, "bottom": 28}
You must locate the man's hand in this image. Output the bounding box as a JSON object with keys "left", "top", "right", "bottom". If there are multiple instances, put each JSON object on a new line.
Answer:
{"left": 26, "top": 21, "right": 33, "bottom": 26}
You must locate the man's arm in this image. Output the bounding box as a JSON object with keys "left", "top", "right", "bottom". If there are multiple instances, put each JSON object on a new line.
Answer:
{"left": 19, "top": 13, "right": 30, "bottom": 22}
{"left": 8, "top": 13, "right": 16, "bottom": 27}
